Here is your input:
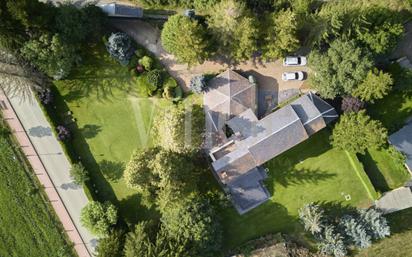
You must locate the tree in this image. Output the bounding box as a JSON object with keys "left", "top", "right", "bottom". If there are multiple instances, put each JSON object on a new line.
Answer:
{"left": 147, "top": 69, "right": 163, "bottom": 89}
{"left": 80, "top": 201, "right": 118, "bottom": 237}
{"left": 298, "top": 203, "right": 324, "bottom": 235}
{"left": 139, "top": 56, "right": 153, "bottom": 71}
{"left": 106, "top": 32, "right": 134, "bottom": 65}
{"left": 318, "top": 225, "right": 347, "bottom": 257}
{"left": 70, "top": 162, "right": 89, "bottom": 185}
{"left": 152, "top": 103, "right": 204, "bottom": 153}
{"left": 331, "top": 111, "right": 388, "bottom": 154}
{"left": 55, "top": 4, "right": 88, "bottom": 44}
{"left": 161, "top": 193, "right": 222, "bottom": 256}
{"left": 309, "top": 39, "right": 373, "bottom": 98}
{"left": 341, "top": 215, "right": 371, "bottom": 249}
{"left": 6, "top": 0, "right": 56, "bottom": 31}
{"left": 358, "top": 208, "right": 390, "bottom": 240}
{"left": 96, "top": 229, "right": 124, "bottom": 257}
{"left": 123, "top": 222, "right": 151, "bottom": 257}
{"left": 161, "top": 15, "right": 210, "bottom": 65}
{"left": 341, "top": 96, "right": 364, "bottom": 113}
{"left": 21, "top": 33, "right": 77, "bottom": 79}
{"left": 81, "top": 4, "right": 107, "bottom": 43}
{"left": 207, "top": 0, "right": 258, "bottom": 61}
{"left": 353, "top": 69, "right": 393, "bottom": 103}
{"left": 263, "top": 9, "right": 299, "bottom": 60}
{"left": 0, "top": 1, "right": 27, "bottom": 50}
{"left": 190, "top": 75, "right": 207, "bottom": 93}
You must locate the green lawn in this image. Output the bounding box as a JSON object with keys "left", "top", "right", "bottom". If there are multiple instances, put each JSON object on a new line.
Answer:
{"left": 52, "top": 43, "right": 173, "bottom": 224}
{"left": 356, "top": 208, "right": 412, "bottom": 257}
{"left": 0, "top": 131, "right": 75, "bottom": 257}
{"left": 221, "top": 129, "right": 376, "bottom": 250}
{"left": 358, "top": 149, "right": 410, "bottom": 192}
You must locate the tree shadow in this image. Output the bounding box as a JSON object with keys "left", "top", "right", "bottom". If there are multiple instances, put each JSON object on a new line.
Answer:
{"left": 79, "top": 124, "right": 102, "bottom": 139}
{"left": 316, "top": 201, "right": 358, "bottom": 219}
{"left": 99, "top": 159, "right": 124, "bottom": 182}
{"left": 118, "top": 193, "right": 160, "bottom": 225}
{"left": 357, "top": 151, "right": 390, "bottom": 193}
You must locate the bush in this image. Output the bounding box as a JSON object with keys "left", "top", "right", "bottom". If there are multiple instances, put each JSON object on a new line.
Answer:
{"left": 136, "top": 75, "right": 157, "bottom": 96}
{"left": 147, "top": 69, "right": 163, "bottom": 89}
{"left": 106, "top": 32, "right": 134, "bottom": 65}
{"left": 80, "top": 201, "right": 118, "bottom": 237}
{"left": 38, "top": 88, "right": 53, "bottom": 105}
{"left": 138, "top": 56, "right": 154, "bottom": 71}
{"left": 56, "top": 125, "right": 70, "bottom": 141}
{"left": 70, "top": 162, "right": 89, "bottom": 185}
{"left": 162, "top": 86, "right": 175, "bottom": 99}
{"left": 190, "top": 75, "right": 207, "bottom": 93}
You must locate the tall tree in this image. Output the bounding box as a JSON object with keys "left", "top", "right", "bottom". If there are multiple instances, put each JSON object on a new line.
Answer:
{"left": 20, "top": 33, "right": 77, "bottom": 79}
{"left": 331, "top": 110, "right": 388, "bottom": 154}
{"left": 6, "top": 0, "right": 56, "bottom": 31}
{"left": 161, "top": 15, "right": 210, "bottom": 65}
{"left": 298, "top": 203, "right": 324, "bottom": 235}
{"left": 341, "top": 215, "right": 372, "bottom": 249}
{"left": 318, "top": 225, "right": 347, "bottom": 257}
{"left": 263, "top": 9, "right": 299, "bottom": 60}
{"left": 55, "top": 4, "right": 88, "bottom": 44}
{"left": 358, "top": 208, "right": 390, "bottom": 240}
{"left": 353, "top": 69, "right": 393, "bottom": 103}
{"left": 0, "top": 1, "right": 27, "bottom": 50}
{"left": 309, "top": 39, "right": 373, "bottom": 98}
{"left": 96, "top": 229, "right": 125, "bottom": 257}
{"left": 207, "top": 0, "right": 258, "bottom": 61}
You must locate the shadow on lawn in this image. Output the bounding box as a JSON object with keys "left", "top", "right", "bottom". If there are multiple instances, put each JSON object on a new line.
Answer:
{"left": 99, "top": 159, "right": 124, "bottom": 182}
{"left": 357, "top": 151, "right": 390, "bottom": 193}
{"left": 79, "top": 124, "right": 102, "bottom": 139}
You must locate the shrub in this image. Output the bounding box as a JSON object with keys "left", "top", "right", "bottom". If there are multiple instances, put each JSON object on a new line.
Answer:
{"left": 38, "top": 88, "right": 53, "bottom": 105}
{"left": 190, "top": 75, "right": 207, "bottom": 93}
{"left": 341, "top": 96, "right": 364, "bottom": 113}
{"left": 318, "top": 225, "right": 347, "bottom": 257}
{"left": 341, "top": 215, "right": 372, "bottom": 248}
{"left": 56, "top": 125, "right": 70, "bottom": 141}
{"left": 106, "top": 32, "right": 134, "bottom": 65}
{"left": 80, "top": 201, "right": 118, "bottom": 237}
{"left": 298, "top": 203, "right": 324, "bottom": 235}
{"left": 147, "top": 69, "right": 163, "bottom": 89}
{"left": 70, "top": 162, "right": 89, "bottom": 185}
{"left": 138, "top": 56, "right": 154, "bottom": 71}
{"left": 136, "top": 75, "right": 157, "bottom": 96}
{"left": 162, "top": 86, "right": 175, "bottom": 99}
{"left": 358, "top": 208, "right": 390, "bottom": 240}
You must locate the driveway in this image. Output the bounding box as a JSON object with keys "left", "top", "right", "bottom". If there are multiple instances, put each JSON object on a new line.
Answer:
{"left": 110, "top": 19, "right": 308, "bottom": 104}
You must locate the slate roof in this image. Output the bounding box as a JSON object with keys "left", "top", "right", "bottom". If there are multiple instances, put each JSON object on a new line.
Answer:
{"left": 389, "top": 122, "right": 412, "bottom": 171}
{"left": 98, "top": 3, "right": 143, "bottom": 18}
{"left": 204, "top": 70, "right": 338, "bottom": 214}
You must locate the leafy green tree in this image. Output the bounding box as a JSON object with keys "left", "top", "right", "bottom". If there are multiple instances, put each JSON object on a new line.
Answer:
{"left": 0, "top": 1, "right": 27, "bottom": 50}
{"left": 6, "top": 0, "right": 56, "bottom": 31}
{"left": 318, "top": 225, "right": 347, "bottom": 257}
{"left": 309, "top": 39, "right": 373, "bottom": 98}
{"left": 161, "top": 193, "right": 222, "bottom": 256}
{"left": 147, "top": 69, "right": 163, "bottom": 89}
{"left": 55, "top": 4, "right": 91, "bottom": 44}
{"left": 81, "top": 4, "right": 107, "bottom": 43}
{"left": 152, "top": 103, "right": 204, "bottom": 153}
{"left": 161, "top": 15, "right": 210, "bottom": 65}
{"left": 341, "top": 215, "right": 371, "bottom": 249}
{"left": 96, "top": 229, "right": 125, "bottom": 257}
{"left": 331, "top": 111, "right": 388, "bottom": 154}
{"left": 21, "top": 33, "right": 77, "bottom": 79}
{"left": 298, "top": 203, "right": 324, "bottom": 235}
{"left": 80, "top": 201, "right": 118, "bottom": 237}
{"left": 139, "top": 56, "right": 154, "bottom": 71}
{"left": 207, "top": 0, "right": 258, "bottom": 61}
{"left": 69, "top": 162, "right": 89, "bottom": 185}
{"left": 353, "top": 69, "right": 393, "bottom": 103}
{"left": 358, "top": 208, "right": 390, "bottom": 240}
{"left": 123, "top": 222, "right": 151, "bottom": 257}
{"left": 263, "top": 9, "right": 299, "bottom": 60}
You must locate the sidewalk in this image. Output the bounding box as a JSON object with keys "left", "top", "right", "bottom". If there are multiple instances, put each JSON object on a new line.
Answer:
{"left": 0, "top": 88, "right": 96, "bottom": 257}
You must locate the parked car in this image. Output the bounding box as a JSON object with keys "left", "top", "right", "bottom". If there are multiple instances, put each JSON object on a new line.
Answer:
{"left": 282, "top": 71, "right": 304, "bottom": 81}
{"left": 283, "top": 56, "right": 307, "bottom": 66}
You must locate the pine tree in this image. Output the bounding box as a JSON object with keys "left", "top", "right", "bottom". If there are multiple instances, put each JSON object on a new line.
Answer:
{"left": 318, "top": 225, "right": 348, "bottom": 257}
{"left": 358, "top": 208, "right": 390, "bottom": 240}
{"left": 341, "top": 215, "right": 371, "bottom": 249}
{"left": 298, "top": 203, "right": 324, "bottom": 235}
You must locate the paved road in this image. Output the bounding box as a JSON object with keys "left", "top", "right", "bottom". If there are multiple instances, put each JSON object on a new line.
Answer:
{"left": 4, "top": 90, "right": 97, "bottom": 255}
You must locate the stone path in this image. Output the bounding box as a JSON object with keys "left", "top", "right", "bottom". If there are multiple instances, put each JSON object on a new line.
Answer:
{"left": 0, "top": 88, "right": 95, "bottom": 257}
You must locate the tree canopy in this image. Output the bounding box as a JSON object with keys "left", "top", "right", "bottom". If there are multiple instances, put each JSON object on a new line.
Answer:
{"left": 353, "top": 69, "right": 393, "bottom": 103}
{"left": 80, "top": 201, "right": 118, "bottom": 237}
{"left": 331, "top": 110, "right": 388, "bottom": 154}
{"left": 161, "top": 15, "right": 210, "bottom": 65}
{"left": 309, "top": 39, "right": 373, "bottom": 98}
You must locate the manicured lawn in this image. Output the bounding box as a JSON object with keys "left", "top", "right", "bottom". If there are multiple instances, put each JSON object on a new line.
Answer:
{"left": 358, "top": 149, "right": 410, "bottom": 192}
{"left": 356, "top": 208, "right": 412, "bottom": 257}
{"left": 0, "top": 132, "right": 75, "bottom": 257}
{"left": 221, "top": 129, "right": 376, "bottom": 250}
{"left": 52, "top": 43, "right": 172, "bottom": 224}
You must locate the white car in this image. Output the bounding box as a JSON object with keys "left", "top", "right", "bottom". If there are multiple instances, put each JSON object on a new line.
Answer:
{"left": 282, "top": 71, "right": 304, "bottom": 81}
{"left": 283, "top": 56, "right": 307, "bottom": 66}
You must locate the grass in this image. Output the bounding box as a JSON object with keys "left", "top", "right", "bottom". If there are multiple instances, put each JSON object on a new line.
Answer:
{"left": 0, "top": 130, "right": 75, "bottom": 257}
{"left": 356, "top": 208, "right": 412, "bottom": 257}
{"left": 52, "top": 42, "right": 173, "bottom": 224}
{"left": 358, "top": 149, "right": 410, "bottom": 192}
{"left": 221, "top": 129, "right": 376, "bottom": 250}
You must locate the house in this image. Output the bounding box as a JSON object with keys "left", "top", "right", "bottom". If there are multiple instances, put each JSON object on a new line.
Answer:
{"left": 204, "top": 70, "right": 338, "bottom": 214}
{"left": 389, "top": 122, "right": 412, "bottom": 173}
{"left": 97, "top": 2, "right": 144, "bottom": 18}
